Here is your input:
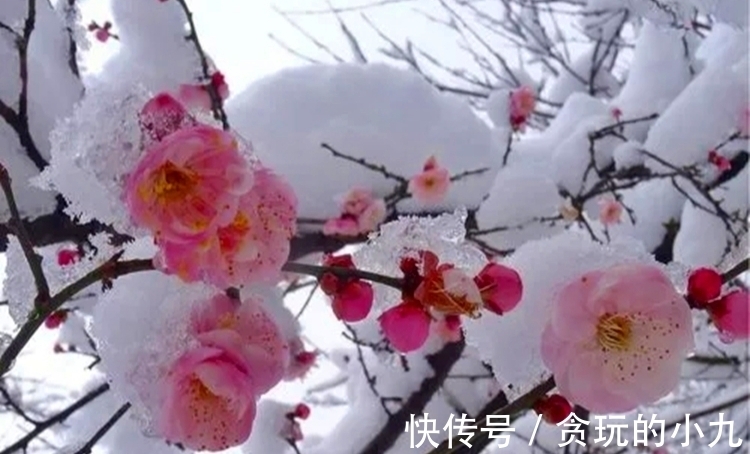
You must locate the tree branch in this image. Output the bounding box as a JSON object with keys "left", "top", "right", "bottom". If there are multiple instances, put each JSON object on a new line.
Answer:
{"left": 72, "top": 403, "right": 131, "bottom": 454}
{"left": 0, "top": 383, "right": 110, "bottom": 454}
{"left": 359, "top": 340, "right": 466, "bottom": 454}
{"left": 174, "top": 0, "right": 230, "bottom": 130}
{"left": 0, "top": 162, "right": 50, "bottom": 302}
{"left": 282, "top": 261, "right": 404, "bottom": 290}
{"left": 0, "top": 255, "right": 154, "bottom": 377}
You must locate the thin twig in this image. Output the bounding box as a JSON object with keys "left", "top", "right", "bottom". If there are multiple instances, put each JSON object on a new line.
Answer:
{"left": 0, "top": 162, "right": 50, "bottom": 303}
{"left": 174, "top": 0, "right": 229, "bottom": 129}
{"left": 0, "top": 255, "right": 154, "bottom": 377}
{"left": 722, "top": 258, "right": 749, "bottom": 283}
{"left": 429, "top": 376, "right": 556, "bottom": 454}
{"left": 73, "top": 403, "right": 131, "bottom": 454}
{"left": 322, "top": 143, "right": 408, "bottom": 183}
{"left": 0, "top": 383, "right": 110, "bottom": 454}
{"left": 282, "top": 261, "right": 404, "bottom": 290}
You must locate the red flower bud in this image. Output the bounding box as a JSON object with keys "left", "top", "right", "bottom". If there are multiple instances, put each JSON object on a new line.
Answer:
{"left": 687, "top": 267, "right": 723, "bottom": 305}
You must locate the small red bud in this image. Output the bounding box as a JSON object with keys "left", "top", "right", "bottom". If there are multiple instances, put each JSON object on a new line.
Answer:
{"left": 687, "top": 267, "right": 723, "bottom": 305}
{"left": 533, "top": 394, "right": 573, "bottom": 425}
{"left": 294, "top": 403, "right": 311, "bottom": 420}
{"left": 45, "top": 310, "right": 68, "bottom": 329}
{"left": 57, "top": 248, "right": 80, "bottom": 266}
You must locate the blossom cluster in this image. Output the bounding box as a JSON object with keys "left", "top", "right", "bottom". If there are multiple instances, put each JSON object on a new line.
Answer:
{"left": 126, "top": 93, "right": 297, "bottom": 289}
{"left": 322, "top": 249, "right": 524, "bottom": 353}
{"left": 108, "top": 91, "right": 300, "bottom": 451}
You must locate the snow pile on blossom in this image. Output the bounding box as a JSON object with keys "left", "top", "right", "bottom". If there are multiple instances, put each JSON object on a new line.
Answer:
{"left": 38, "top": 84, "right": 154, "bottom": 235}
{"left": 464, "top": 231, "right": 677, "bottom": 398}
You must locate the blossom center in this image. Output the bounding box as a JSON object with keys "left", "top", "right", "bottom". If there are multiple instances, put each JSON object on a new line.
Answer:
{"left": 187, "top": 377, "right": 219, "bottom": 409}
{"left": 150, "top": 161, "right": 197, "bottom": 203}
{"left": 596, "top": 314, "right": 632, "bottom": 351}
{"left": 219, "top": 212, "right": 251, "bottom": 253}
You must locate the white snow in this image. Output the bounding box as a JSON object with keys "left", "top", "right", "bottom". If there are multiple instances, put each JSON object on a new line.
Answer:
{"left": 610, "top": 21, "right": 699, "bottom": 140}
{"left": 475, "top": 164, "right": 564, "bottom": 251}
{"left": 100, "top": 0, "right": 201, "bottom": 93}
{"left": 673, "top": 163, "right": 749, "bottom": 266}
{"left": 226, "top": 63, "right": 500, "bottom": 221}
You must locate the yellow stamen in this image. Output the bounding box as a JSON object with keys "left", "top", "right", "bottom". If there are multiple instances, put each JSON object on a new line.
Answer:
{"left": 149, "top": 161, "right": 197, "bottom": 203}
{"left": 596, "top": 314, "right": 632, "bottom": 351}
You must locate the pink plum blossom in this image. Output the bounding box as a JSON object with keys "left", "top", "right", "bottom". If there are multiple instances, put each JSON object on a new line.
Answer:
{"left": 598, "top": 197, "right": 623, "bottom": 225}
{"left": 159, "top": 342, "right": 257, "bottom": 451}
{"left": 125, "top": 125, "right": 253, "bottom": 242}
{"left": 155, "top": 165, "right": 297, "bottom": 287}
{"left": 510, "top": 86, "right": 536, "bottom": 131}
{"left": 139, "top": 93, "right": 196, "bottom": 144}
{"left": 340, "top": 188, "right": 376, "bottom": 216}
{"left": 357, "top": 198, "right": 387, "bottom": 233}
{"left": 707, "top": 290, "right": 749, "bottom": 343}
{"left": 322, "top": 215, "right": 361, "bottom": 237}
{"left": 540, "top": 263, "right": 694, "bottom": 413}
{"left": 473, "top": 262, "right": 523, "bottom": 315}
{"left": 323, "top": 189, "right": 387, "bottom": 236}
{"left": 414, "top": 253, "right": 482, "bottom": 317}
{"left": 379, "top": 300, "right": 432, "bottom": 353}
{"left": 408, "top": 156, "right": 451, "bottom": 205}
{"left": 188, "top": 294, "right": 290, "bottom": 394}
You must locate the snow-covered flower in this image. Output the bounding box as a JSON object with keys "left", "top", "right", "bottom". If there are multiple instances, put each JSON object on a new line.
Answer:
{"left": 125, "top": 124, "right": 253, "bottom": 242}
{"left": 155, "top": 165, "right": 297, "bottom": 287}
{"left": 541, "top": 263, "right": 693, "bottom": 413}
{"left": 414, "top": 254, "right": 482, "bottom": 317}
{"left": 378, "top": 251, "right": 522, "bottom": 353}
{"left": 159, "top": 294, "right": 289, "bottom": 451}
{"left": 139, "top": 92, "right": 196, "bottom": 144}
{"left": 408, "top": 156, "right": 451, "bottom": 204}
{"left": 188, "top": 294, "right": 290, "bottom": 394}
{"left": 159, "top": 340, "right": 258, "bottom": 451}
